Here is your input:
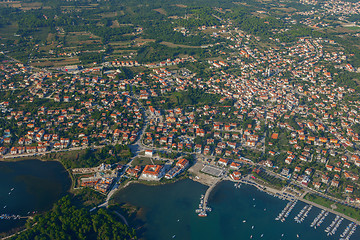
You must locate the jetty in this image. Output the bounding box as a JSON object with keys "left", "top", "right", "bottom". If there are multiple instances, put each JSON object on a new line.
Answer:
{"left": 275, "top": 200, "right": 297, "bottom": 222}
{"left": 196, "top": 178, "right": 223, "bottom": 217}
{"left": 310, "top": 210, "right": 328, "bottom": 228}
{"left": 0, "top": 214, "right": 31, "bottom": 220}
{"left": 294, "top": 205, "right": 312, "bottom": 223}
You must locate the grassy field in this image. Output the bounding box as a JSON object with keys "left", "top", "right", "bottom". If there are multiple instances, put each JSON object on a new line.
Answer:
{"left": 131, "top": 157, "right": 167, "bottom": 166}
{"left": 160, "top": 41, "right": 202, "bottom": 49}
{"left": 304, "top": 193, "right": 360, "bottom": 221}
{"left": 344, "top": 26, "right": 360, "bottom": 32}
{"left": 0, "top": 22, "right": 18, "bottom": 40}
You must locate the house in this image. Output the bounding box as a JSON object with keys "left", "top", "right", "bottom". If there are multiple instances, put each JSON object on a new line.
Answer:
{"left": 230, "top": 162, "right": 241, "bottom": 170}
{"left": 345, "top": 186, "right": 353, "bottom": 193}
{"left": 314, "top": 182, "right": 321, "bottom": 189}
{"left": 321, "top": 175, "right": 330, "bottom": 184}
{"left": 271, "top": 133, "right": 278, "bottom": 140}
{"left": 331, "top": 180, "right": 339, "bottom": 187}
{"left": 165, "top": 159, "right": 189, "bottom": 179}
{"left": 126, "top": 166, "right": 142, "bottom": 178}
{"left": 264, "top": 160, "right": 273, "bottom": 168}
{"left": 326, "top": 165, "right": 334, "bottom": 171}
{"left": 246, "top": 140, "right": 256, "bottom": 147}
{"left": 230, "top": 171, "right": 241, "bottom": 181}
{"left": 145, "top": 149, "right": 153, "bottom": 157}
{"left": 141, "top": 165, "right": 165, "bottom": 180}
{"left": 176, "top": 158, "right": 189, "bottom": 169}
{"left": 305, "top": 168, "right": 313, "bottom": 175}
{"left": 218, "top": 158, "right": 229, "bottom": 167}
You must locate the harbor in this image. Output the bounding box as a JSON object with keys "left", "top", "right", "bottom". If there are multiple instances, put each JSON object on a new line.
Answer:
{"left": 310, "top": 210, "right": 328, "bottom": 228}
{"left": 340, "top": 222, "right": 357, "bottom": 240}
{"left": 275, "top": 200, "right": 297, "bottom": 222}
{"left": 195, "top": 179, "right": 221, "bottom": 217}
{"left": 114, "top": 179, "right": 360, "bottom": 240}
{"left": 294, "top": 205, "right": 312, "bottom": 223}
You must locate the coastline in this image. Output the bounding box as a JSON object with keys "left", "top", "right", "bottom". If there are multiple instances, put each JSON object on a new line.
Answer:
{"left": 0, "top": 159, "right": 72, "bottom": 239}
{"left": 1, "top": 156, "right": 76, "bottom": 192}
{"left": 3, "top": 155, "right": 360, "bottom": 236}
{"left": 113, "top": 175, "right": 360, "bottom": 226}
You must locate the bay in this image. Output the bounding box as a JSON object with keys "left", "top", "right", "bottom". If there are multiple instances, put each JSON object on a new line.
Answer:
{"left": 0, "top": 160, "right": 71, "bottom": 234}
{"left": 114, "top": 179, "right": 360, "bottom": 240}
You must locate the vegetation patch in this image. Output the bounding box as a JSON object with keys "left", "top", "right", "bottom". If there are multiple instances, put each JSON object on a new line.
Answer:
{"left": 304, "top": 193, "right": 360, "bottom": 221}
{"left": 11, "top": 195, "right": 136, "bottom": 240}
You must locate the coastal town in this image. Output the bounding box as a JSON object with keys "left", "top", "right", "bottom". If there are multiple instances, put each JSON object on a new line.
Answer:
{"left": 1, "top": 0, "right": 360, "bottom": 238}
{"left": 2, "top": 26, "right": 360, "bottom": 204}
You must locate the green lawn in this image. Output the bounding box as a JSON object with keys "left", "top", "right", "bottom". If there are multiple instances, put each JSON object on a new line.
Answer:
{"left": 304, "top": 193, "right": 360, "bottom": 221}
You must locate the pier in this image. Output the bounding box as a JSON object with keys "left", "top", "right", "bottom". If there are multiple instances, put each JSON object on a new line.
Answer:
{"left": 203, "top": 179, "right": 222, "bottom": 210}
{"left": 197, "top": 178, "right": 223, "bottom": 217}
{"left": 0, "top": 214, "right": 31, "bottom": 220}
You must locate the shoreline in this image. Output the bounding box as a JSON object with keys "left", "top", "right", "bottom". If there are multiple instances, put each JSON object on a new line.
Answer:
{"left": 0, "top": 159, "right": 73, "bottom": 239}
{"left": 3, "top": 155, "right": 360, "bottom": 236}
{"left": 113, "top": 176, "right": 360, "bottom": 225}
{"left": 1, "top": 156, "right": 76, "bottom": 193}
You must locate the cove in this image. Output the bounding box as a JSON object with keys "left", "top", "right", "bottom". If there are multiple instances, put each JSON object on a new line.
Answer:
{"left": 0, "top": 159, "right": 71, "bottom": 234}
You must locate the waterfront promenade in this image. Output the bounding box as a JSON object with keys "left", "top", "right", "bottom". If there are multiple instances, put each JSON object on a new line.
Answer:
{"left": 236, "top": 176, "right": 360, "bottom": 225}
{"left": 300, "top": 197, "right": 360, "bottom": 225}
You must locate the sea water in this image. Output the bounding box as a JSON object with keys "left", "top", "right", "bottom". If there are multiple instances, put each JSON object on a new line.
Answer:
{"left": 114, "top": 179, "right": 360, "bottom": 240}
{"left": 0, "top": 160, "right": 71, "bottom": 234}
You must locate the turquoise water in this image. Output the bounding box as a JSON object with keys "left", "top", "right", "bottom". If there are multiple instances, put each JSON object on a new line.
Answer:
{"left": 0, "top": 160, "right": 71, "bottom": 234}
{"left": 114, "top": 179, "right": 360, "bottom": 240}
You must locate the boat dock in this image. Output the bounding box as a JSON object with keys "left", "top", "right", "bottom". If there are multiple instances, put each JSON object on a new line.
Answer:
{"left": 340, "top": 222, "right": 357, "bottom": 240}
{"left": 196, "top": 178, "right": 223, "bottom": 217}
{"left": 294, "top": 205, "right": 312, "bottom": 223}
{"left": 275, "top": 200, "right": 297, "bottom": 222}
{"left": 310, "top": 209, "right": 328, "bottom": 228}
{"left": 0, "top": 214, "right": 30, "bottom": 220}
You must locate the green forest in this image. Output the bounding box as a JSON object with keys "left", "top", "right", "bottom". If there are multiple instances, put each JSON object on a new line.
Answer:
{"left": 11, "top": 195, "right": 136, "bottom": 240}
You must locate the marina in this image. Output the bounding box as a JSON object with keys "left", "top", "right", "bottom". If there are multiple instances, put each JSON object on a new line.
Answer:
{"left": 340, "top": 223, "right": 357, "bottom": 240}
{"left": 325, "top": 215, "right": 344, "bottom": 236}
{"left": 310, "top": 210, "right": 328, "bottom": 228}
{"left": 113, "top": 179, "right": 360, "bottom": 240}
{"left": 195, "top": 194, "right": 211, "bottom": 217}
{"left": 275, "top": 200, "right": 297, "bottom": 222}
{"left": 294, "top": 205, "right": 312, "bottom": 223}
